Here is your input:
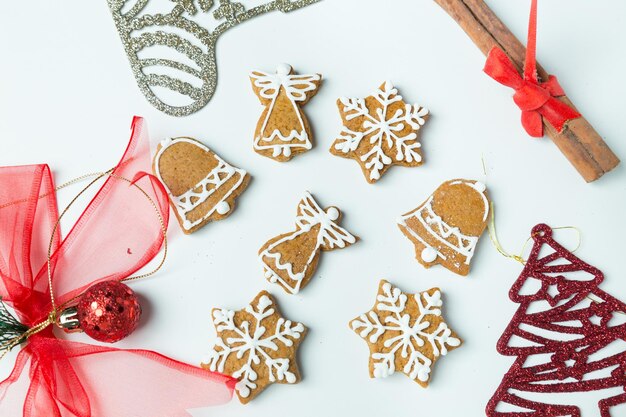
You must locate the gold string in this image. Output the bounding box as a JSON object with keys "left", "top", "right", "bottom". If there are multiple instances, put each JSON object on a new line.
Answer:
{"left": 481, "top": 153, "right": 487, "bottom": 177}
{"left": 0, "top": 169, "right": 113, "bottom": 211}
{"left": 487, "top": 202, "right": 527, "bottom": 265}
{"left": 0, "top": 171, "right": 168, "bottom": 358}
{"left": 0, "top": 312, "right": 59, "bottom": 360}
{"left": 488, "top": 202, "right": 581, "bottom": 265}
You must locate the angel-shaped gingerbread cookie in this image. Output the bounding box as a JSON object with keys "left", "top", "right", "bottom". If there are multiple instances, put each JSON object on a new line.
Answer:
{"left": 250, "top": 64, "right": 321, "bottom": 162}
{"left": 259, "top": 192, "right": 357, "bottom": 294}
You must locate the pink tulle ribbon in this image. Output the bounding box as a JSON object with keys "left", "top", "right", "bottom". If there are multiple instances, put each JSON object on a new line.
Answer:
{"left": 0, "top": 117, "right": 234, "bottom": 417}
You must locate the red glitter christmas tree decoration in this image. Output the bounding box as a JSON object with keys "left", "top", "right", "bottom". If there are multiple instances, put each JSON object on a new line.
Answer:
{"left": 487, "top": 224, "right": 626, "bottom": 417}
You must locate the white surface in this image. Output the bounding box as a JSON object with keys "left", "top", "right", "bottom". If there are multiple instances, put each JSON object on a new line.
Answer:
{"left": 1, "top": 0, "right": 626, "bottom": 416}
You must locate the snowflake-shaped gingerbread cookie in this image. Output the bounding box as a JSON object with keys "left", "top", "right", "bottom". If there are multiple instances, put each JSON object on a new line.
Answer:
{"left": 202, "top": 291, "right": 306, "bottom": 403}
{"left": 330, "top": 81, "right": 429, "bottom": 183}
{"left": 350, "top": 280, "right": 461, "bottom": 387}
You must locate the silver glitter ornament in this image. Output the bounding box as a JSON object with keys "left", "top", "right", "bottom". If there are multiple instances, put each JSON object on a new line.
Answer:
{"left": 107, "top": 0, "right": 320, "bottom": 117}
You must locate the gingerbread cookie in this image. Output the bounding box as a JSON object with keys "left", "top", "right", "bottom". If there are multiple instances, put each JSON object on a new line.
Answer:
{"left": 259, "top": 192, "right": 357, "bottom": 294}
{"left": 330, "top": 81, "right": 429, "bottom": 183}
{"left": 350, "top": 280, "right": 461, "bottom": 387}
{"left": 153, "top": 137, "right": 249, "bottom": 234}
{"left": 202, "top": 291, "right": 306, "bottom": 404}
{"left": 397, "top": 179, "right": 489, "bottom": 276}
{"left": 250, "top": 64, "right": 321, "bottom": 161}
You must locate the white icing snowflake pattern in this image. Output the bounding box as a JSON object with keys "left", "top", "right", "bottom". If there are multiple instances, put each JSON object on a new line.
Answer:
{"left": 331, "top": 81, "right": 429, "bottom": 183}
{"left": 351, "top": 280, "right": 461, "bottom": 387}
{"left": 202, "top": 292, "right": 306, "bottom": 403}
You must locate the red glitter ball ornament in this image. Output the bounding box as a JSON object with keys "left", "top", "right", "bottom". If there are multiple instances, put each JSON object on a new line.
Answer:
{"left": 76, "top": 280, "right": 142, "bottom": 343}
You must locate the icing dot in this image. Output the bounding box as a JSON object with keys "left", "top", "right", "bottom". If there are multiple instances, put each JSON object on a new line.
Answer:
{"left": 473, "top": 181, "right": 487, "bottom": 193}
{"left": 421, "top": 247, "right": 438, "bottom": 263}
{"left": 216, "top": 201, "right": 230, "bottom": 215}
{"left": 183, "top": 220, "right": 192, "bottom": 230}
{"left": 276, "top": 63, "right": 292, "bottom": 75}
{"left": 326, "top": 207, "right": 339, "bottom": 221}
{"left": 282, "top": 146, "right": 292, "bottom": 157}
{"left": 265, "top": 270, "right": 278, "bottom": 283}
{"left": 236, "top": 380, "right": 251, "bottom": 397}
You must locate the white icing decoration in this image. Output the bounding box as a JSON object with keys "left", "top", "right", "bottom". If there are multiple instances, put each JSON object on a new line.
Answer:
{"left": 399, "top": 194, "right": 483, "bottom": 265}
{"left": 334, "top": 81, "right": 429, "bottom": 181}
{"left": 203, "top": 295, "right": 305, "bottom": 399}
{"left": 276, "top": 63, "right": 292, "bottom": 76}
{"left": 216, "top": 201, "right": 230, "bottom": 215}
{"left": 421, "top": 247, "right": 438, "bottom": 263}
{"left": 398, "top": 216, "right": 447, "bottom": 262}
{"left": 260, "top": 192, "right": 356, "bottom": 294}
{"left": 326, "top": 207, "right": 339, "bottom": 221}
{"left": 351, "top": 283, "right": 460, "bottom": 382}
{"left": 473, "top": 181, "right": 487, "bottom": 193}
{"left": 154, "top": 137, "right": 247, "bottom": 231}
{"left": 449, "top": 180, "right": 490, "bottom": 221}
{"left": 250, "top": 68, "right": 321, "bottom": 157}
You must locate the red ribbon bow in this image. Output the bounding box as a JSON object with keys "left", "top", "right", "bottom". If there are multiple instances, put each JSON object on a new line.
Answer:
{"left": 0, "top": 117, "right": 234, "bottom": 417}
{"left": 483, "top": 0, "right": 580, "bottom": 137}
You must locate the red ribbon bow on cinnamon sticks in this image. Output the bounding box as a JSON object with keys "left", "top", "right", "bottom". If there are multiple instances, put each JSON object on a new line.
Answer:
{"left": 0, "top": 117, "right": 234, "bottom": 417}
{"left": 483, "top": 0, "right": 580, "bottom": 137}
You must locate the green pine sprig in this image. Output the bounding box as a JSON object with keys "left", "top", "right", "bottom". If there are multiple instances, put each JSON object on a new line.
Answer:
{"left": 0, "top": 297, "right": 28, "bottom": 350}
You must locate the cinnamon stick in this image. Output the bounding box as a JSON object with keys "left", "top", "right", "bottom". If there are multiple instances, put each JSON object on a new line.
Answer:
{"left": 434, "top": 0, "right": 620, "bottom": 182}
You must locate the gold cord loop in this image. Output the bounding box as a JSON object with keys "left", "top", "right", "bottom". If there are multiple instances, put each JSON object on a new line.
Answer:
{"left": 487, "top": 202, "right": 527, "bottom": 265}
{"left": 488, "top": 203, "right": 582, "bottom": 265}
{"left": 0, "top": 170, "right": 168, "bottom": 359}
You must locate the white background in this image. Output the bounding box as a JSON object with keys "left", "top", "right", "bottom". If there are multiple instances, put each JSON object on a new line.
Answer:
{"left": 1, "top": 1, "right": 626, "bottom": 416}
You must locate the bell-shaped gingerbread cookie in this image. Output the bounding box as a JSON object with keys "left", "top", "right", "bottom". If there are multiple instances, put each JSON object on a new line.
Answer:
{"left": 153, "top": 137, "right": 250, "bottom": 234}
{"left": 397, "top": 179, "right": 489, "bottom": 276}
